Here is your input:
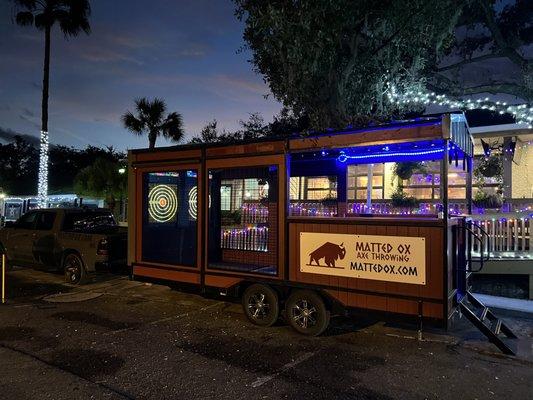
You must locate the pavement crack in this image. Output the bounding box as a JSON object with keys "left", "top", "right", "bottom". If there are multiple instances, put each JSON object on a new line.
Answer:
{"left": 251, "top": 350, "right": 319, "bottom": 388}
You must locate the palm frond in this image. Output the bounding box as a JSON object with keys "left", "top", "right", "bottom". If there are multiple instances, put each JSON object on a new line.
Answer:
{"left": 15, "top": 11, "right": 34, "bottom": 26}
{"left": 133, "top": 97, "right": 151, "bottom": 126}
{"left": 134, "top": 97, "right": 150, "bottom": 113}
{"left": 161, "top": 112, "right": 184, "bottom": 142}
{"left": 121, "top": 111, "right": 146, "bottom": 135}
{"left": 57, "top": 0, "right": 91, "bottom": 37}
{"left": 34, "top": 12, "right": 53, "bottom": 30}
{"left": 13, "top": 0, "right": 38, "bottom": 11}
{"left": 147, "top": 98, "right": 167, "bottom": 126}
{"left": 135, "top": 97, "right": 166, "bottom": 127}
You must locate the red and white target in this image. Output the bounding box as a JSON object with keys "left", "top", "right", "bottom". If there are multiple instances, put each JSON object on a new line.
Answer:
{"left": 148, "top": 184, "right": 178, "bottom": 223}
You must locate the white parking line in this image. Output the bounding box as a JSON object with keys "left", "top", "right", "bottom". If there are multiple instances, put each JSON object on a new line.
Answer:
{"left": 251, "top": 351, "right": 318, "bottom": 388}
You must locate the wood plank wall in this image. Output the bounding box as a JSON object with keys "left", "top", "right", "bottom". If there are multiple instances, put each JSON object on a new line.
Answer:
{"left": 288, "top": 220, "right": 446, "bottom": 319}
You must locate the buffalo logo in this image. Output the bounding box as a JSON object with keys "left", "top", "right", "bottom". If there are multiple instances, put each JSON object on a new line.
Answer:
{"left": 308, "top": 242, "right": 346, "bottom": 268}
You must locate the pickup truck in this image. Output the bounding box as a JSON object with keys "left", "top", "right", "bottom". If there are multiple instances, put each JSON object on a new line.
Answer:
{"left": 0, "top": 208, "right": 127, "bottom": 284}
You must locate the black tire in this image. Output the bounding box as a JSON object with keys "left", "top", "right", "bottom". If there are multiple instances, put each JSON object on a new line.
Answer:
{"left": 63, "top": 252, "right": 87, "bottom": 285}
{"left": 242, "top": 284, "right": 279, "bottom": 327}
{"left": 285, "top": 290, "right": 330, "bottom": 336}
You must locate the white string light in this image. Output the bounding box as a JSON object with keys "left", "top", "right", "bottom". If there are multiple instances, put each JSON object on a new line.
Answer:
{"left": 386, "top": 83, "right": 533, "bottom": 129}
{"left": 37, "top": 130, "right": 49, "bottom": 208}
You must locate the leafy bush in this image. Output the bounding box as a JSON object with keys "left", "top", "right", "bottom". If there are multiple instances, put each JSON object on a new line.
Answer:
{"left": 391, "top": 189, "right": 419, "bottom": 208}
{"left": 392, "top": 162, "right": 428, "bottom": 180}
{"left": 473, "top": 191, "right": 503, "bottom": 209}
{"left": 221, "top": 210, "right": 242, "bottom": 225}
{"left": 475, "top": 155, "right": 502, "bottom": 178}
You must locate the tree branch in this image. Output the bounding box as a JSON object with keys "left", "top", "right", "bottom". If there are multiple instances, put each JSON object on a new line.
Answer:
{"left": 429, "top": 78, "right": 533, "bottom": 101}
{"left": 477, "top": 0, "right": 530, "bottom": 69}
{"left": 437, "top": 52, "right": 502, "bottom": 72}
{"left": 460, "top": 83, "right": 532, "bottom": 99}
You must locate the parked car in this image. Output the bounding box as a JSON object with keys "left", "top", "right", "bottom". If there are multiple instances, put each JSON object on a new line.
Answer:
{"left": 0, "top": 208, "right": 127, "bottom": 284}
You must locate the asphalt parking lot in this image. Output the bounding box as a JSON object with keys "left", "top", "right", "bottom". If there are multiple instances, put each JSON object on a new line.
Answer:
{"left": 1, "top": 267, "right": 532, "bottom": 400}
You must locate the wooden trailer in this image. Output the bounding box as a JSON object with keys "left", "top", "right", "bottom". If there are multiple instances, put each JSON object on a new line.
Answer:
{"left": 127, "top": 113, "right": 517, "bottom": 353}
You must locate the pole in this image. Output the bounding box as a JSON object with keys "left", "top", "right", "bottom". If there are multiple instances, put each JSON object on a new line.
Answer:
{"left": 2, "top": 253, "right": 5, "bottom": 304}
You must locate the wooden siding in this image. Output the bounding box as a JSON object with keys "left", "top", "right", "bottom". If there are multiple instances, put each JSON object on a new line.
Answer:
{"left": 206, "top": 141, "right": 285, "bottom": 158}
{"left": 132, "top": 148, "right": 202, "bottom": 163}
{"left": 288, "top": 219, "right": 446, "bottom": 319}
{"left": 290, "top": 124, "right": 442, "bottom": 152}
{"left": 133, "top": 265, "right": 200, "bottom": 284}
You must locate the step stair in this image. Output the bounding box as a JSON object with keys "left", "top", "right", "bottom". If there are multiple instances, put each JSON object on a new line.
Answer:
{"left": 459, "top": 291, "right": 518, "bottom": 356}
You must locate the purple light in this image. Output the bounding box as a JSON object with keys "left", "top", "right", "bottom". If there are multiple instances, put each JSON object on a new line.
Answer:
{"left": 337, "top": 148, "right": 444, "bottom": 163}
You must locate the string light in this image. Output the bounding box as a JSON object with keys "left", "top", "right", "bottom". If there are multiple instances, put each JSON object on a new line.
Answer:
{"left": 221, "top": 226, "right": 269, "bottom": 252}
{"left": 386, "top": 83, "right": 533, "bottom": 129}
{"left": 337, "top": 148, "right": 444, "bottom": 163}
{"left": 37, "top": 130, "right": 49, "bottom": 208}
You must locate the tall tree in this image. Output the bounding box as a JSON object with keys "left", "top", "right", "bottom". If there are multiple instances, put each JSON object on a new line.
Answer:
{"left": 122, "top": 98, "right": 185, "bottom": 149}
{"left": 190, "top": 110, "right": 311, "bottom": 144}
{"left": 12, "top": 0, "right": 91, "bottom": 206}
{"left": 0, "top": 136, "right": 39, "bottom": 195}
{"left": 74, "top": 158, "right": 127, "bottom": 212}
{"left": 235, "top": 0, "right": 532, "bottom": 129}
{"left": 49, "top": 144, "right": 124, "bottom": 193}
{"left": 190, "top": 120, "right": 220, "bottom": 144}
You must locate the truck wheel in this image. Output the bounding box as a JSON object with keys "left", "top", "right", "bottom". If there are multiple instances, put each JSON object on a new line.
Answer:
{"left": 286, "top": 290, "right": 330, "bottom": 336}
{"left": 242, "top": 284, "right": 279, "bottom": 327}
{"left": 63, "top": 253, "right": 87, "bottom": 285}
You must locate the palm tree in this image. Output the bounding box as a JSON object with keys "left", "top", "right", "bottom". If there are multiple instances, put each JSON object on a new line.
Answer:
{"left": 13, "top": 0, "right": 91, "bottom": 207}
{"left": 122, "top": 98, "right": 185, "bottom": 149}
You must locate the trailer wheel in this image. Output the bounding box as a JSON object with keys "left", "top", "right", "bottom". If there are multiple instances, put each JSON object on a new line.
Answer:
{"left": 286, "top": 290, "right": 330, "bottom": 336}
{"left": 242, "top": 284, "right": 279, "bottom": 327}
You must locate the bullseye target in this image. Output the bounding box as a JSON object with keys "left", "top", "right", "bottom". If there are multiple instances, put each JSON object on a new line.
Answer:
{"left": 188, "top": 186, "right": 197, "bottom": 220}
{"left": 148, "top": 184, "right": 178, "bottom": 223}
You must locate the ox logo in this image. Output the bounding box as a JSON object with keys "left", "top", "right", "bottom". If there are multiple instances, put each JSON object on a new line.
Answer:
{"left": 308, "top": 242, "right": 346, "bottom": 269}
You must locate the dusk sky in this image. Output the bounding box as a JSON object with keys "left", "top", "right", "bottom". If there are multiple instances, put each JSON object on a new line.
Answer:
{"left": 0, "top": 0, "right": 281, "bottom": 150}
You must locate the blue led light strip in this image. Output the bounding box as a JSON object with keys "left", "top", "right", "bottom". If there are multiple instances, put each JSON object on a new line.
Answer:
{"left": 337, "top": 148, "right": 444, "bottom": 163}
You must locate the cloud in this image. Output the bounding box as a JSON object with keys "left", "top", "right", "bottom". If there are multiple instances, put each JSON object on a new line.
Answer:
{"left": 21, "top": 107, "right": 34, "bottom": 117}
{"left": 19, "top": 113, "right": 40, "bottom": 129}
{"left": 80, "top": 47, "right": 145, "bottom": 65}
{"left": 0, "top": 126, "right": 40, "bottom": 147}
{"left": 177, "top": 44, "right": 208, "bottom": 58}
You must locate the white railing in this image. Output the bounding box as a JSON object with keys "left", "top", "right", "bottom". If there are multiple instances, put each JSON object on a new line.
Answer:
{"left": 470, "top": 212, "right": 532, "bottom": 259}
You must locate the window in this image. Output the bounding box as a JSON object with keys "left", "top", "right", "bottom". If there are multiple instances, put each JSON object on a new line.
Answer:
{"left": 208, "top": 165, "right": 277, "bottom": 275}
{"left": 16, "top": 212, "right": 38, "bottom": 229}
{"left": 220, "top": 185, "right": 232, "bottom": 211}
{"left": 347, "top": 164, "right": 384, "bottom": 201}
{"left": 35, "top": 212, "right": 56, "bottom": 230}
{"left": 141, "top": 170, "right": 198, "bottom": 266}
{"left": 399, "top": 161, "right": 440, "bottom": 200}
{"left": 63, "top": 211, "right": 116, "bottom": 232}
{"left": 290, "top": 176, "right": 337, "bottom": 200}
{"left": 289, "top": 176, "right": 338, "bottom": 217}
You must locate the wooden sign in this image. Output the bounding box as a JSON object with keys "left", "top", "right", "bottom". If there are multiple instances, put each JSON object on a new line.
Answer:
{"left": 300, "top": 233, "right": 426, "bottom": 285}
